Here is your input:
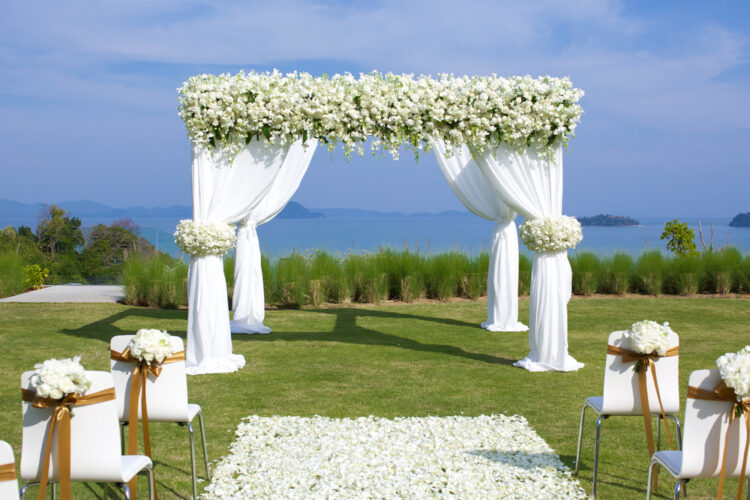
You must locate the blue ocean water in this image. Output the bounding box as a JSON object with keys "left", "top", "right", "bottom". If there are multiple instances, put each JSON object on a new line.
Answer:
{"left": 3, "top": 214, "right": 748, "bottom": 259}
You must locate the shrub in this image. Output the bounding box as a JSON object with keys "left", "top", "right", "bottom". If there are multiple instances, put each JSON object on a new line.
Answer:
{"left": 570, "top": 252, "right": 602, "bottom": 295}
{"left": 700, "top": 248, "right": 739, "bottom": 294}
{"left": 272, "top": 253, "right": 309, "bottom": 307}
{"left": 121, "top": 252, "right": 188, "bottom": 308}
{"left": 601, "top": 253, "right": 634, "bottom": 295}
{"left": 23, "top": 264, "right": 48, "bottom": 290}
{"left": 0, "top": 252, "right": 25, "bottom": 298}
{"left": 518, "top": 254, "right": 531, "bottom": 296}
{"left": 634, "top": 250, "right": 665, "bottom": 295}
{"left": 425, "top": 253, "right": 464, "bottom": 300}
{"left": 665, "top": 253, "right": 701, "bottom": 295}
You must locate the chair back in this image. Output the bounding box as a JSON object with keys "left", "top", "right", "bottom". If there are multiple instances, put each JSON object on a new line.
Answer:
{"left": 680, "top": 369, "right": 750, "bottom": 478}
{"left": 20, "top": 371, "right": 123, "bottom": 482}
{"left": 0, "top": 440, "right": 19, "bottom": 500}
{"left": 110, "top": 335, "right": 190, "bottom": 422}
{"left": 600, "top": 330, "right": 680, "bottom": 415}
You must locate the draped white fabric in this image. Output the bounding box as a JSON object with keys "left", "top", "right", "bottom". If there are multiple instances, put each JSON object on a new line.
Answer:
{"left": 231, "top": 139, "right": 318, "bottom": 334}
{"left": 474, "top": 145, "right": 583, "bottom": 372}
{"left": 187, "top": 140, "right": 289, "bottom": 375}
{"left": 432, "top": 141, "right": 527, "bottom": 332}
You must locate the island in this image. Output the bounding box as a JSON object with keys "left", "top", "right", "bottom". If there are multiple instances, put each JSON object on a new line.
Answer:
{"left": 729, "top": 212, "right": 750, "bottom": 227}
{"left": 277, "top": 201, "right": 325, "bottom": 219}
{"left": 577, "top": 214, "right": 640, "bottom": 226}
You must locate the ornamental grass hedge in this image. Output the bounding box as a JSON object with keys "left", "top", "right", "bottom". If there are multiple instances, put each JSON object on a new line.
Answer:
{"left": 118, "top": 247, "right": 750, "bottom": 309}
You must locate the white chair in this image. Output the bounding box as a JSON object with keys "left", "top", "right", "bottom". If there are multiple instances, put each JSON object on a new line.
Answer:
{"left": 0, "top": 440, "right": 19, "bottom": 500}
{"left": 110, "top": 334, "right": 209, "bottom": 500}
{"left": 20, "top": 371, "right": 154, "bottom": 499}
{"left": 647, "top": 369, "right": 750, "bottom": 500}
{"left": 574, "top": 330, "right": 682, "bottom": 496}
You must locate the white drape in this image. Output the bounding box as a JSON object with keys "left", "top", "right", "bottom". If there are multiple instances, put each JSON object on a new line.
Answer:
{"left": 432, "top": 141, "right": 527, "bottom": 332}
{"left": 187, "top": 140, "right": 290, "bottom": 375}
{"left": 474, "top": 144, "right": 583, "bottom": 372}
{"left": 231, "top": 139, "right": 318, "bottom": 334}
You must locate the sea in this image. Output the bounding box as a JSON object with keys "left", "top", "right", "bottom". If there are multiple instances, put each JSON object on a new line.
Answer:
{"left": 4, "top": 214, "right": 744, "bottom": 260}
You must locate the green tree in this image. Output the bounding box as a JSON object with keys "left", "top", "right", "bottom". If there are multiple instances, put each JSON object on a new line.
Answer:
{"left": 37, "top": 205, "right": 84, "bottom": 260}
{"left": 660, "top": 219, "right": 697, "bottom": 256}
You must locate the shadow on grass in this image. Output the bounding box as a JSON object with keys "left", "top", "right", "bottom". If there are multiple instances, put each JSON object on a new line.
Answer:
{"left": 235, "top": 307, "right": 518, "bottom": 366}
{"left": 59, "top": 308, "right": 188, "bottom": 344}
{"left": 59, "top": 305, "right": 517, "bottom": 366}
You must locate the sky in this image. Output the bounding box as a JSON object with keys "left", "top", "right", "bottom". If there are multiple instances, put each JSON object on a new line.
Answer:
{"left": 0, "top": 0, "right": 748, "bottom": 217}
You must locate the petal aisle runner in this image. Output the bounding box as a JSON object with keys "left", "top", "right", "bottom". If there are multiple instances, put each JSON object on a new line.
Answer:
{"left": 203, "top": 415, "right": 587, "bottom": 499}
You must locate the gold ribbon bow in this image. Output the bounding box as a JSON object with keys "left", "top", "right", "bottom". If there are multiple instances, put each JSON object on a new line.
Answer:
{"left": 110, "top": 348, "right": 185, "bottom": 500}
{"left": 687, "top": 381, "right": 750, "bottom": 500}
{"left": 607, "top": 344, "right": 679, "bottom": 490}
{"left": 22, "top": 387, "right": 116, "bottom": 500}
{"left": 0, "top": 462, "right": 16, "bottom": 482}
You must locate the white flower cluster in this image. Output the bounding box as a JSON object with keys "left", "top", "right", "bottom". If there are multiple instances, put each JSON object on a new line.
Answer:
{"left": 174, "top": 219, "right": 236, "bottom": 257}
{"left": 202, "top": 414, "right": 587, "bottom": 499}
{"left": 518, "top": 215, "right": 582, "bottom": 253}
{"left": 30, "top": 356, "right": 91, "bottom": 400}
{"left": 127, "top": 329, "right": 176, "bottom": 364}
{"left": 716, "top": 346, "right": 750, "bottom": 400}
{"left": 178, "top": 71, "right": 583, "bottom": 162}
{"left": 624, "top": 320, "right": 673, "bottom": 356}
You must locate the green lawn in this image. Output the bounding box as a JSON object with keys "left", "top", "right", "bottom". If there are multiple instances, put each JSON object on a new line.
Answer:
{"left": 1, "top": 297, "right": 748, "bottom": 498}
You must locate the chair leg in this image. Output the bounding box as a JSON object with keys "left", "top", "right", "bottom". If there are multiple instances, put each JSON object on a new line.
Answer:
{"left": 198, "top": 410, "right": 211, "bottom": 480}
{"left": 143, "top": 463, "right": 155, "bottom": 500}
{"left": 646, "top": 460, "right": 656, "bottom": 500}
{"left": 188, "top": 422, "right": 198, "bottom": 500}
{"left": 574, "top": 403, "right": 588, "bottom": 475}
{"left": 120, "top": 421, "right": 126, "bottom": 455}
{"left": 19, "top": 482, "right": 39, "bottom": 499}
{"left": 123, "top": 482, "right": 131, "bottom": 500}
{"left": 656, "top": 414, "right": 661, "bottom": 451}
{"left": 668, "top": 415, "right": 683, "bottom": 450}
{"left": 593, "top": 415, "right": 604, "bottom": 498}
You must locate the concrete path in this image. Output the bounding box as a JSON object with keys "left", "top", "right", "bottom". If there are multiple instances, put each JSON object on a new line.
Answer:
{"left": 0, "top": 285, "right": 125, "bottom": 303}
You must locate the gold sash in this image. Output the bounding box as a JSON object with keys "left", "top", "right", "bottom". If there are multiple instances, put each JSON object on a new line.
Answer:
{"left": 22, "top": 387, "right": 116, "bottom": 500}
{"left": 0, "top": 462, "right": 16, "bottom": 482}
{"left": 110, "top": 348, "right": 185, "bottom": 500}
{"left": 607, "top": 344, "right": 679, "bottom": 490}
{"left": 687, "top": 381, "right": 750, "bottom": 500}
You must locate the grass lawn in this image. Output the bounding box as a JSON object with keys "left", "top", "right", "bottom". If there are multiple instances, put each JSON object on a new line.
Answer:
{"left": 1, "top": 296, "right": 749, "bottom": 498}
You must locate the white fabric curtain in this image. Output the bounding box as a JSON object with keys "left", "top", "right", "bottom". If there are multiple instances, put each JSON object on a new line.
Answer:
{"left": 187, "top": 140, "right": 291, "bottom": 375}
{"left": 474, "top": 144, "right": 583, "bottom": 372}
{"left": 432, "top": 141, "right": 527, "bottom": 332}
{"left": 231, "top": 139, "right": 318, "bottom": 334}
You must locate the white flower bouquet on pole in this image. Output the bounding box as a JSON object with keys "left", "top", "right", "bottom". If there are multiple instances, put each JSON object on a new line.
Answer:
{"left": 518, "top": 215, "right": 582, "bottom": 253}
{"left": 174, "top": 220, "right": 236, "bottom": 257}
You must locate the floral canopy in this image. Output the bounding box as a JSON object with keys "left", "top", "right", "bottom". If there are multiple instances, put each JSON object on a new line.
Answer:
{"left": 178, "top": 71, "right": 583, "bottom": 160}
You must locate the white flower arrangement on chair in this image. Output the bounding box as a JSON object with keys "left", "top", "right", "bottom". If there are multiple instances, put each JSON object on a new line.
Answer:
{"left": 716, "top": 345, "right": 750, "bottom": 401}
{"left": 127, "top": 329, "right": 176, "bottom": 365}
{"left": 174, "top": 219, "right": 236, "bottom": 257}
{"left": 518, "top": 215, "right": 582, "bottom": 253}
{"left": 29, "top": 356, "right": 91, "bottom": 400}
{"left": 624, "top": 320, "right": 673, "bottom": 357}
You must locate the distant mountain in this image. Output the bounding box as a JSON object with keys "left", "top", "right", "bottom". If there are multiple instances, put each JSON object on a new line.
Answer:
{"left": 729, "top": 212, "right": 750, "bottom": 227}
{"left": 578, "top": 214, "right": 640, "bottom": 226}
{"left": 277, "top": 201, "right": 324, "bottom": 219}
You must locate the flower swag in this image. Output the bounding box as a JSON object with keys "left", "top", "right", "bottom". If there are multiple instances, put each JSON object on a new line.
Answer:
{"left": 716, "top": 345, "right": 750, "bottom": 402}
{"left": 30, "top": 356, "right": 91, "bottom": 400}
{"left": 174, "top": 220, "right": 236, "bottom": 257}
{"left": 178, "top": 71, "right": 583, "bottom": 162}
{"left": 518, "top": 215, "right": 582, "bottom": 253}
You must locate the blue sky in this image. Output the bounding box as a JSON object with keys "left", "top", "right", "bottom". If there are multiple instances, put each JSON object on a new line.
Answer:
{"left": 1, "top": 0, "right": 748, "bottom": 217}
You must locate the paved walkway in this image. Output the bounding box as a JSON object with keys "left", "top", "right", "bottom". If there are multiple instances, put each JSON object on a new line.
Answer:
{"left": 0, "top": 285, "right": 125, "bottom": 303}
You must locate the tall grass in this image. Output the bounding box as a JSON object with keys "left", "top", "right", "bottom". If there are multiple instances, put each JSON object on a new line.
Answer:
{"left": 570, "top": 252, "right": 601, "bottom": 295}
{"left": 121, "top": 252, "right": 188, "bottom": 308}
{"left": 0, "top": 251, "right": 25, "bottom": 298}
{"left": 120, "top": 247, "right": 750, "bottom": 309}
